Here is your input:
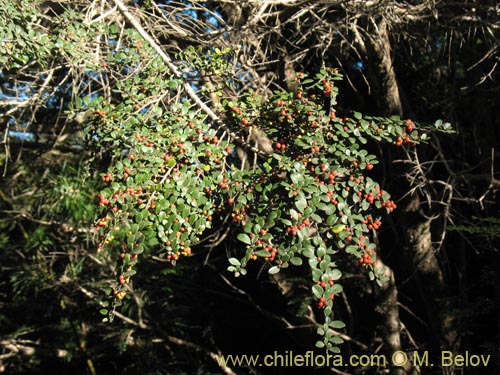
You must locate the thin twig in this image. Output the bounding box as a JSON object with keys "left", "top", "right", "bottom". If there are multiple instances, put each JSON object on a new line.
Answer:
{"left": 112, "top": 0, "right": 271, "bottom": 158}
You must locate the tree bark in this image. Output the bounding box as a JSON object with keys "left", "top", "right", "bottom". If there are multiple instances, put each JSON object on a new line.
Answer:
{"left": 356, "top": 14, "right": 461, "bottom": 374}
{"left": 367, "top": 19, "right": 403, "bottom": 117}
{"left": 353, "top": 17, "right": 403, "bottom": 116}
{"left": 401, "top": 196, "right": 460, "bottom": 374}
{"left": 375, "top": 259, "right": 418, "bottom": 375}
{"left": 356, "top": 15, "right": 409, "bottom": 374}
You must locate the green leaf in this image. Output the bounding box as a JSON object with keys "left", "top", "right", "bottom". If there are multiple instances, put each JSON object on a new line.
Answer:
{"left": 330, "top": 346, "right": 341, "bottom": 354}
{"left": 290, "top": 173, "right": 303, "bottom": 185}
{"left": 228, "top": 258, "right": 241, "bottom": 266}
{"left": 123, "top": 269, "right": 137, "bottom": 277}
{"left": 319, "top": 260, "right": 329, "bottom": 271}
{"left": 243, "top": 222, "right": 253, "bottom": 233}
{"left": 302, "top": 248, "right": 315, "bottom": 258}
{"left": 310, "top": 213, "right": 322, "bottom": 223}
{"left": 345, "top": 245, "right": 359, "bottom": 255}
{"left": 330, "top": 336, "right": 344, "bottom": 344}
{"left": 255, "top": 250, "right": 272, "bottom": 257}
{"left": 326, "top": 215, "right": 337, "bottom": 226}
{"left": 361, "top": 200, "right": 371, "bottom": 210}
{"left": 312, "top": 284, "right": 323, "bottom": 298}
{"left": 331, "top": 269, "right": 342, "bottom": 280}
{"left": 237, "top": 233, "right": 252, "bottom": 245}
{"left": 290, "top": 256, "right": 303, "bottom": 266}
{"left": 319, "top": 202, "right": 335, "bottom": 215}
{"left": 308, "top": 257, "right": 318, "bottom": 269}
{"left": 289, "top": 209, "right": 299, "bottom": 221}
{"left": 148, "top": 237, "right": 159, "bottom": 246}
{"left": 329, "top": 320, "right": 346, "bottom": 329}
{"left": 324, "top": 306, "right": 332, "bottom": 316}
{"left": 268, "top": 266, "right": 280, "bottom": 274}
{"left": 295, "top": 195, "right": 307, "bottom": 213}
{"left": 312, "top": 269, "right": 322, "bottom": 281}
{"left": 331, "top": 283, "right": 343, "bottom": 294}
{"left": 132, "top": 246, "right": 144, "bottom": 255}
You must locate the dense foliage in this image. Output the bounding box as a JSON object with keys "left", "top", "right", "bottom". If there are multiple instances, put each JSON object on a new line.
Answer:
{"left": 89, "top": 54, "right": 449, "bottom": 350}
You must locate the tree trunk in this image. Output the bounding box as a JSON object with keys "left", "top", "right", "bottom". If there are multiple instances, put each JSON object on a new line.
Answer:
{"left": 367, "top": 19, "right": 403, "bottom": 116}
{"left": 361, "top": 15, "right": 458, "bottom": 375}
{"left": 401, "top": 196, "right": 460, "bottom": 374}
{"left": 356, "top": 16, "right": 408, "bottom": 373}
{"left": 353, "top": 17, "right": 403, "bottom": 116}
{"left": 375, "top": 258, "right": 419, "bottom": 375}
